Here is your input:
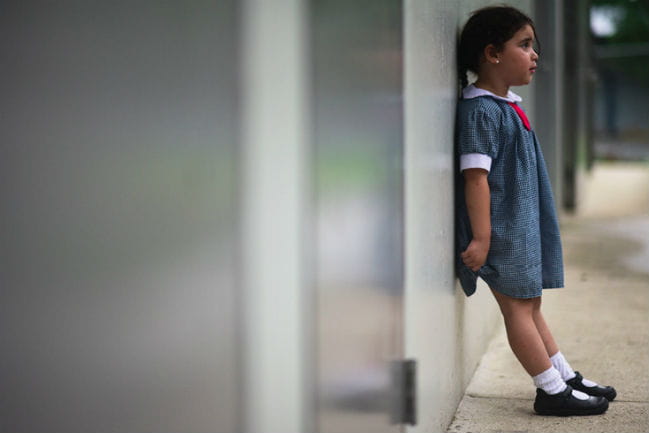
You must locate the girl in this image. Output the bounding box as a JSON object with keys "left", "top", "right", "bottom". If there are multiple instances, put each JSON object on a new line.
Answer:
{"left": 456, "top": 6, "right": 616, "bottom": 416}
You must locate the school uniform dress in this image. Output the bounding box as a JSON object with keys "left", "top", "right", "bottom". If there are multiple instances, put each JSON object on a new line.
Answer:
{"left": 456, "top": 85, "right": 564, "bottom": 299}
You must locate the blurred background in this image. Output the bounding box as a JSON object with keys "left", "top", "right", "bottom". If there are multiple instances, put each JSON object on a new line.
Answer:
{"left": 0, "top": 1, "right": 646, "bottom": 433}
{"left": 581, "top": 0, "right": 649, "bottom": 217}
{"left": 590, "top": 0, "right": 649, "bottom": 161}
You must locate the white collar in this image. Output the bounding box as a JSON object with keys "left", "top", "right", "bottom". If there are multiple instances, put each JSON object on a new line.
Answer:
{"left": 462, "top": 84, "right": 522, "bottom": 103}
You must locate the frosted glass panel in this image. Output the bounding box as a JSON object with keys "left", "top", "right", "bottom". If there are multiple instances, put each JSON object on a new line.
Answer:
{"left": 0, "top": 2, "right": 239, "bottom": 432}
{"left": 310, "top": 1, "right": 405, "bottom": 432}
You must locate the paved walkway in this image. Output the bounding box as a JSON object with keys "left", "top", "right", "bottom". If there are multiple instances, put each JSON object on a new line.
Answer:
{"left": 447, "top": 162, "right": 649, "bottom": 433}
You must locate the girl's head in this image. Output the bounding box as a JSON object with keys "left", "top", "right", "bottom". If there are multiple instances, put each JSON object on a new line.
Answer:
{"left": 458, "top": 6, "right": 539, "bottom": 88}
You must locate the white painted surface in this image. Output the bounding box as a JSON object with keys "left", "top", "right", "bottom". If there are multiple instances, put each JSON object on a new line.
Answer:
{"left": 404, "top": 1, "right": 535, "bottom": 431}
{"left": 240, "top": 0, "right": 309, "bottom": 431}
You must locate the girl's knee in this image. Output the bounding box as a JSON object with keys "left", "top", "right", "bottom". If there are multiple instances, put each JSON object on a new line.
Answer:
{"left": 491, "top": 288, "right": 538, "bottom": 316}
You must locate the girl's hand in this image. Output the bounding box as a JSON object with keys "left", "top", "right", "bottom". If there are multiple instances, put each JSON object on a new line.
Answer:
{"left": 461, "top": 238, "right": 490, "bottom": 272}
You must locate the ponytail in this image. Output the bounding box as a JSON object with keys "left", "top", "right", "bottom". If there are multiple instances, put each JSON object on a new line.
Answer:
{"left": 458, "top": 66, "right": 468, "bottom": 89}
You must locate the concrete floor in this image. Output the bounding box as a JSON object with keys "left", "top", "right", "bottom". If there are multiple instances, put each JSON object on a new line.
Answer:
{"left": 446, "top": 162, "right": 649, "bottom": 433}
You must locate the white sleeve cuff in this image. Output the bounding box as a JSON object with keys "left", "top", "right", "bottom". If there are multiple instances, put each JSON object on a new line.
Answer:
{"left": 460, "top": 153, "right": 492, "bottom": 172}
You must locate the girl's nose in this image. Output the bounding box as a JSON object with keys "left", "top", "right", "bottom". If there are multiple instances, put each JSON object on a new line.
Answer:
{"left": 532, "top": 49, "right": 539, "bottom": 60}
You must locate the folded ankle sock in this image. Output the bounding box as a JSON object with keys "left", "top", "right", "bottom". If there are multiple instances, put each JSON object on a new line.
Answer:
{"left": 550, "top": 351, "right": 599, "bottom": 387}
{"left": 533, "top": 366, "right": 567, "bottom": 395}
{"left": 533, "top": 366, "right": 590, "bottom": 400}
{"left": 549, "top": 351, "right": 575, "bottom": 380}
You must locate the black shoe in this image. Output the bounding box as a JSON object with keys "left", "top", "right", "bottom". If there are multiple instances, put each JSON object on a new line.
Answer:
{"left": 534, "top": 385, "right": 609, "bottom": 416}
{"left": 567, "top": 371, "right": 617, "bottom": 401}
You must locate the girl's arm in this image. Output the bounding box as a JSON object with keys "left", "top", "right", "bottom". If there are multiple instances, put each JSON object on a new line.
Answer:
{"left": 462, "top": 168, "right": 491, "bottom": 271}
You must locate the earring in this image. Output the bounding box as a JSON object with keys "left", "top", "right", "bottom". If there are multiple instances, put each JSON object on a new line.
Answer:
{"left": 495, "top": 60, "right": 500, "bottom": 64}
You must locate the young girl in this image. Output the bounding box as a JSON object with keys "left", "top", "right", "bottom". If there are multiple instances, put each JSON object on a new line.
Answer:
{"left": 456, "top": 6, "right": 616, "bottom": 416}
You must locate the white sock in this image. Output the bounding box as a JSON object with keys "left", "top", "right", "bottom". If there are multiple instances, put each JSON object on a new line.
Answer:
{"left": 549, "top": 351, "right": 575, "bottom": 380}
{"left": 550, "top": 351, "right": 599, "bottom": 387}
{"left": 533, "top": 366, "right": 567, "bottom": 395}
{"left": 533, "top": 366, "right": 590, "bottom": 400}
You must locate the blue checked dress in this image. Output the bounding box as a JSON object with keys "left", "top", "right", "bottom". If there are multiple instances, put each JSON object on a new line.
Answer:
{"left": 455, "top": 95, "right": 564, "bottom": 298}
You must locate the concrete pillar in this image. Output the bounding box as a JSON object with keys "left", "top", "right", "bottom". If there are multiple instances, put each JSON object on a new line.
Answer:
{"left": 240, "top": 0, "right": 311, "bottom": 431}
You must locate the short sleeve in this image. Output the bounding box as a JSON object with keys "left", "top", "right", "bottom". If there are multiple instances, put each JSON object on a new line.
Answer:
{"left": 460, "top": 153, "right": 492, "bottom": 172}
{"left": 457, "top": 107, "right": 501, "bottom": 160}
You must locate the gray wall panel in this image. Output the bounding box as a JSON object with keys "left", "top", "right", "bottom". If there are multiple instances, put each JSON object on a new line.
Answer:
{"left": 310, "top": 1, "right": 404, "bottom": 432}
{"left": 0, "top": 2, "right": 239, "bottom": 432}
{"left": 404, "top": 1, "right": 536, "bottom": 432}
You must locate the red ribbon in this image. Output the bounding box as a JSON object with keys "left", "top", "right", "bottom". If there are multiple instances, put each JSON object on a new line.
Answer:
{"left": 507, "top": 102, "right": 531, "bottom": 130}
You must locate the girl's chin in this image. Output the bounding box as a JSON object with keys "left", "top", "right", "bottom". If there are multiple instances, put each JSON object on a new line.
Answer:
{"left": 514, "top": 77, "right": 533, "bottom": 86}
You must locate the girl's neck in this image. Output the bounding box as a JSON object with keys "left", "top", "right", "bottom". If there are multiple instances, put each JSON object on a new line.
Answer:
{"left": 473, "top": 80, "right": 510, "bottom": 98}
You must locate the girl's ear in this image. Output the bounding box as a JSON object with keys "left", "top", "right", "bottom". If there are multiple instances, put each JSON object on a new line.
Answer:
{"left": 483, "top": 44, "right": 500, "bottom": 64}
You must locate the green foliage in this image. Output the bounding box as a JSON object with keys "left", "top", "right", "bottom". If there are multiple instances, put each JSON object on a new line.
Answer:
{"left": 591, "top": 0, "right": 649, "bottom": 85}
{"left": 591, "top": 0, "right": 649, "bottom": 43}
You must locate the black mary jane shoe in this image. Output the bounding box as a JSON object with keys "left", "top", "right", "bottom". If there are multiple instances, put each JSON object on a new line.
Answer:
{"left": 567, "top": 371, "right": 617, "bottom": 401}
{"left": 534, "top": 385, "right": 609, "bottom": 416}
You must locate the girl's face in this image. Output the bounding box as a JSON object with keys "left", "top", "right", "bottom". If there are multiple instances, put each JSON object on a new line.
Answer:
{"left": 496, "top": 24, "right": 539, "bottom": 86}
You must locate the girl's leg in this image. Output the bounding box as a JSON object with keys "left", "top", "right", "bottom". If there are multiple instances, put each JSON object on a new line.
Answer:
{"left": 530, "top": 296, "right": 617, "bottom": 400}
{"left": 490, "top": 289, "right": 552, "bottom": 376}
{"left": 530, "top": 296, "right": 560, "bottom": 357}
{"left": 491, "top": 289, "right": 610, "bottom": 415}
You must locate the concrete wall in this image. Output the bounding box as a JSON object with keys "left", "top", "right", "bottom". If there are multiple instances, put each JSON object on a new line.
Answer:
{"left": 403, "top": 1, "right": 535, "bottom": 431}
{"left": 240, "top": 0, "right": 309, "bottom": 432}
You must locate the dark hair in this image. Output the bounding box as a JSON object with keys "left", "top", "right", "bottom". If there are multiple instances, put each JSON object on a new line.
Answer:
{"left": 458, "top": 6, "right": 539, "bottom": 88}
